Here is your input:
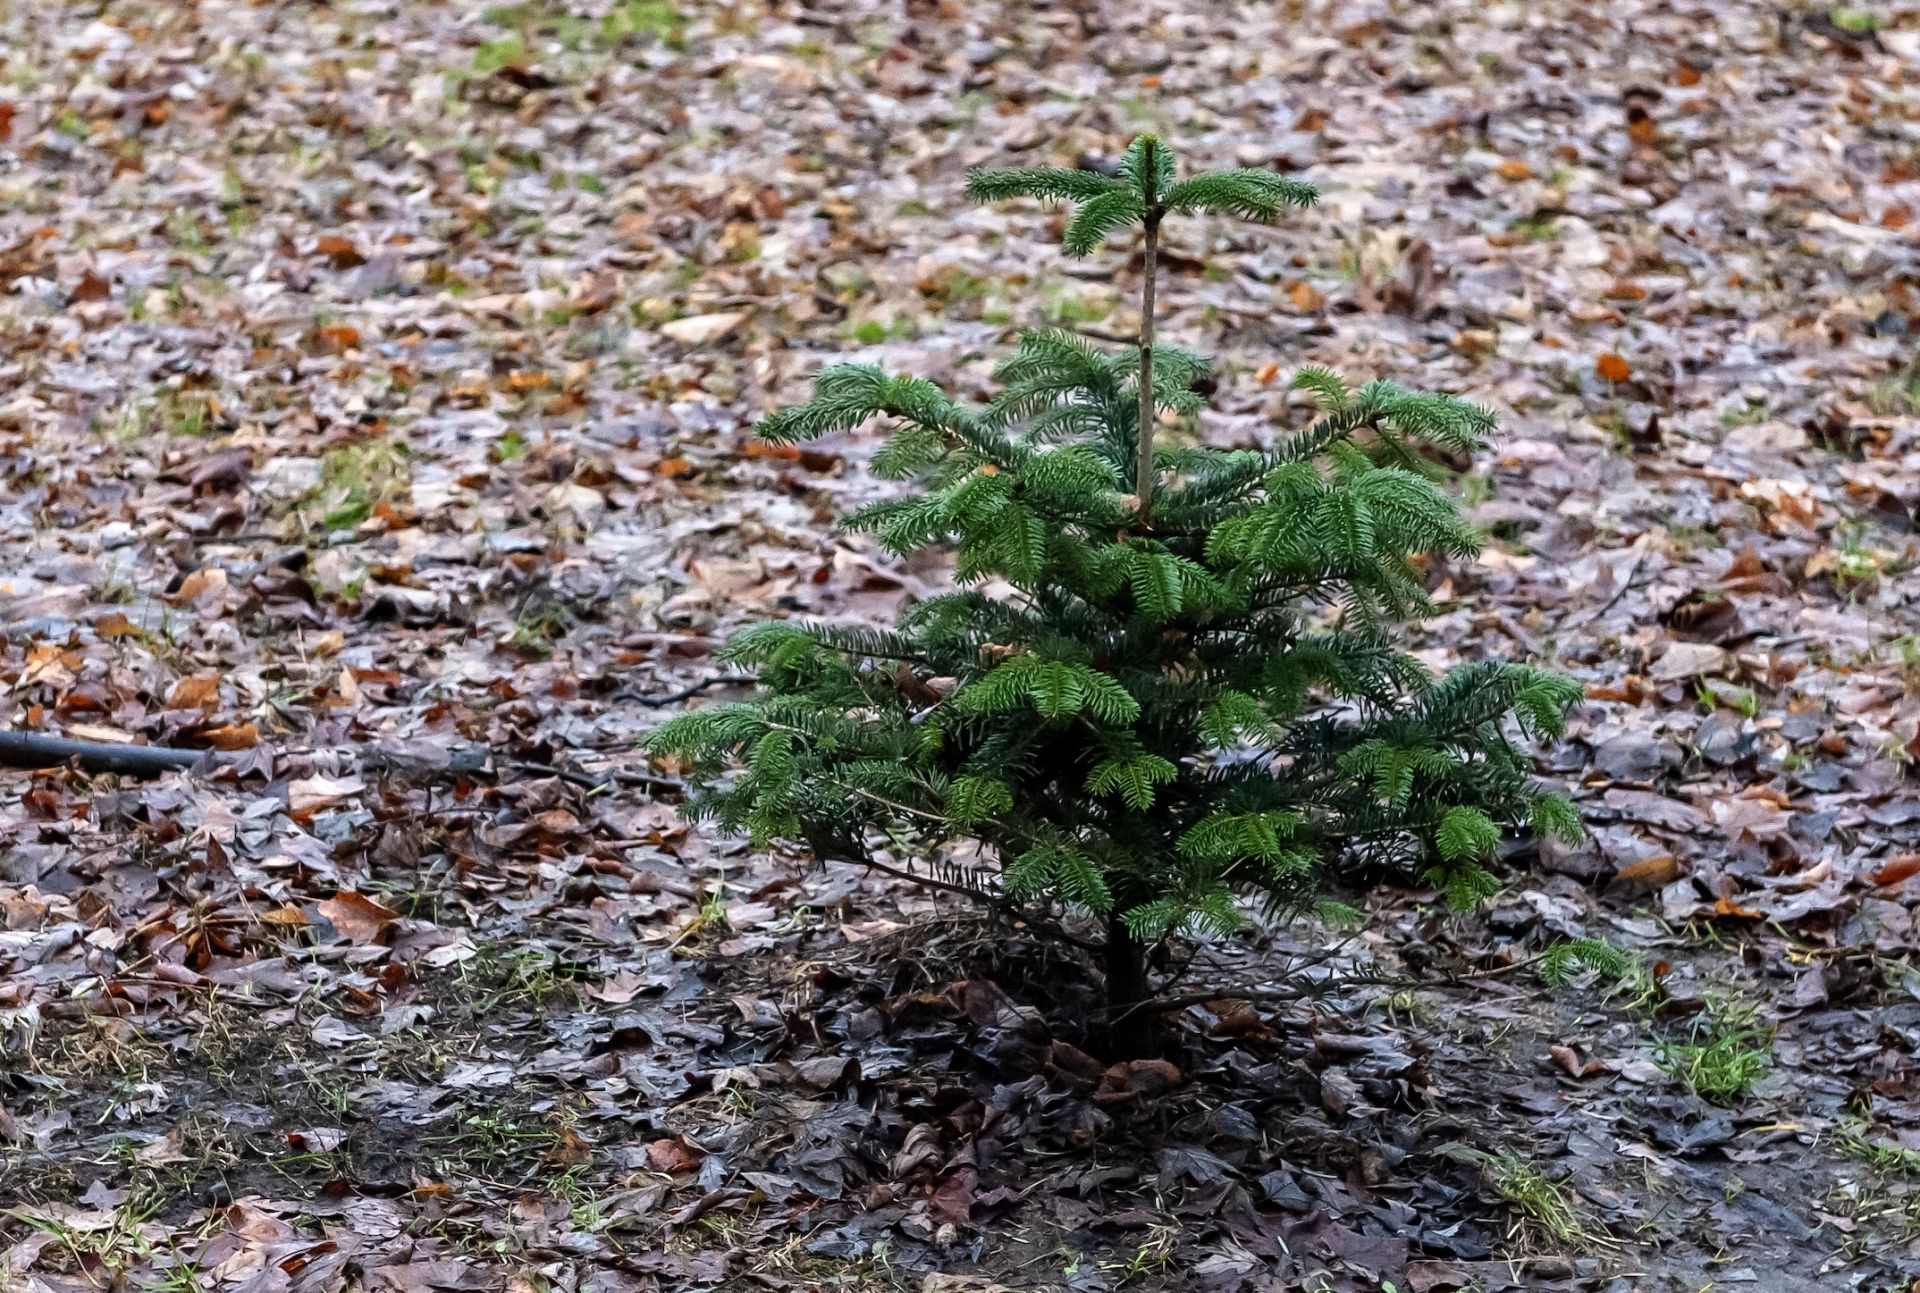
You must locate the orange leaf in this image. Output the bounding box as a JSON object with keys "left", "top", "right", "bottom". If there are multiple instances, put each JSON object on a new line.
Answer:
{"left": 654, "top": 456, "right": 694, "bottom": 479}
{"left": 1613, "top": 855, "right": 1680, "bottom": 888}
{"left": 1287, "top": 281, "right": 1325, "bottom": 313}
{"left": 314, "top": 234, "right": 365, "bottom": 269}
{"left": 168, "top": 676, "right": 221, "bottom": 709}
{"left": 740, "top": 439, "right": 801, "bottom": 461}
{"left": 200, "top": 723, "right": 260, "bottom": 751}
{"left": 1712, "top": 894, "right": 1763, "bottom": 920}
{"left": 316, "top": 325, "right": 361, "bottom": 349}
{"left": 173, "top": 567, "right": 232, "bottom": 606}
{"left": 544, "top": 1126, "right": 592, "bottom": 1167}
{"left": 1596, "top": 353, "right": 1632, "bottom": 383}
{"left": 507, "top": 370, "right": 550, "bottom": 391}
{"left": 1255, "top": 360, "right": 1281, "bottom": 387}
{"left": 315, "top": 891, "right": 399, "bottom": 944}
{"left": 1548, "top": 1043, "right": 1600, "bottom": 1079}
{"left": 71, "top": 272, "right": 111, "bottom": 303}
{"left": 1495, "top": 159, "right": 1535, "bottom": 181}
{"left": 1872, "top": 855, "right": 1920, "bottom": 887}
{"left": 94, "top": 612, "right": 140, "bottom": 639}
{"left": 646, "top": 1136, "right": 704, "bottom": 1174}
{"left": 1675, "top": 62, "right": 1702, "bottom": 87}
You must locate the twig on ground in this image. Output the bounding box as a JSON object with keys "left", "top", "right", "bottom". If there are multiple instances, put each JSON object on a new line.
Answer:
{"left": 0, "top": 732, "right": 211, "bottom": 775}
{"left": 1560, "top": 536, "right": 1649, "bottom": 630}
{"left": 611, "top": 675, "right": 756, "bottom": 707}
{"left": 0, "top": 730, "right": 683, "bottom": 793}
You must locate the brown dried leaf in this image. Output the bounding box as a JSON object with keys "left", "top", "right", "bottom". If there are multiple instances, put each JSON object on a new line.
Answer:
{"left": 315, "top": 891, "right": 399, "bottom": 945}
{"left": 1871, "top": 855, "right": 1920, "bottom": 887}
{"left": 168, "top": 676, "right": 221, "bottom": 710}
{"left": 199, "top": 723, "right": 260, "bottom": 751}
{"left": 314, "top": 234, "right": 365, "bottom": 269}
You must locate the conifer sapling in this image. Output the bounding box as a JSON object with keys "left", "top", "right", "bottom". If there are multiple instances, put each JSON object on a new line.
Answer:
{"left": 650, "top": 136, "right": 1583, "bottom": 1025}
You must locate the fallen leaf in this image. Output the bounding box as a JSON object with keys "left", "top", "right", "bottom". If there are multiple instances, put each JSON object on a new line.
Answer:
{"left": 169, "top": 676, "right": 221, "bottom": 709}
{"left": 1650, "top": 641, "right": 1728, "bottom": 682}
{"left": 314, "top": 234, "right": 365, "bottom": 268}
{"left": 1547, "top": 1044, "right": 1601, "bottom": 1078}
{"left": 1596, "top": 352, "right": 1632, "bottom": 382}
{"left": 171, "top": 567, "right": 230, "bottom": 607}
{"left": 646, "top": 1136, "right": 704, "bottom": 1174}
{"left": 315, "top": 891, "right": 399, "bottom": 944}
{"left": 928, "top": 1165, "right": 977, "bottom": 1226}
{"left": 199, "top": 723, "right": 260, "bottom": 751}
{"left": 545, "top": 1126, "right": 591, "bottom": 1167}
{"left": 1603, "top": 789, "right": 1711, "bottom": 833}
{"left": 290, "top": 773, "right": 365, "bottom": 812}
{"left": 135, "top": 1126, "right": 191, "bottom": 1165}
{"left": 287, "top": 1127, "right": 346, "bottom": 1152}
{"left": 659, "top": 311, "right": 746, "bottom": 345}
{"left": 1093, "top": 1057, "right": 1184, "bottom": 1106}
{"left": 1614, "top": 854, "right": 1681, "bottom": 888}
{"left": 1872, "top": 855, "right": 1920, "bottom": 887}
{"left": 65, "top": 723, "right": 134, "bottom": 744}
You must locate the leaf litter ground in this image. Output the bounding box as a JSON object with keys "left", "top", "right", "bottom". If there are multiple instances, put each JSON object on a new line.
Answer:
{"left": 3, "top": 1, "right": 1920, "bottom": 1290}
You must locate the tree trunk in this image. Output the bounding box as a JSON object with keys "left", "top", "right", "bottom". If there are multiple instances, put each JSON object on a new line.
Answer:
{"left": 1135, "top": 213, "right": 1159, "bottom": 518}
{"left": 1101, "top": 912, "right": 1152, "bottom": 1057}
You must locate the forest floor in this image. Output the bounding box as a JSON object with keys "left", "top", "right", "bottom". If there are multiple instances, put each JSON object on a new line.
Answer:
{"left": 4, "top": 1, "right": 1920, "bottom": 1290}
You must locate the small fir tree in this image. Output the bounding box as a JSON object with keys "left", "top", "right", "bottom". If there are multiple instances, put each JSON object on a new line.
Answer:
{"left": 650, "top": 136, "right": 1581, "bottom": 1021}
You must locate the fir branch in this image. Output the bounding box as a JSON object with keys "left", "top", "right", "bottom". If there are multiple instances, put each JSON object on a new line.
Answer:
{"left": 965, "top": 166, "right": 1122, "bottom": 204}
{"left": 1164, "top": 169, "right": 1319, "bottom": 221}
{"left": 1062, "top": 189, "right": 1148, "bottom": 256}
